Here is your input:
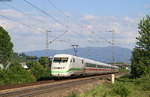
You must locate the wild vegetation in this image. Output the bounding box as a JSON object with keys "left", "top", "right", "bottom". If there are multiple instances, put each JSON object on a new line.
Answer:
{"left": 131, "top": 15, "right": 150, "bottom": 78}
{"left": 0, "top": 63, "right": 36, "bottom": 85}
{"left": 0, "top": 60, "right": 51, "bottom": 85}
{"left": 27, "top": 61, "right": 50, "bottom": 81}
{"left": 0, "top": 26, "right": 50, "bottom": 85}
{"left": 0, "top": 26, "right": 13, "bottom": 68}
{"left": 66, "top": 74, "right": 150, "bottom": 97}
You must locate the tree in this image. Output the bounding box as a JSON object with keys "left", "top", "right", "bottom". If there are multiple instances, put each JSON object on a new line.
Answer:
{"left": 0, "top": 26, "right": 13, "bottom": 67}
{"left": 0, "top": 62, "right": 36, "bottom": 85}
{"left": 27, "top": 61, "right": 50, "bottom": 80}
{"left": 131, "top": 15, "right": 150, "bottom": 78}
{"left": 39, "top": 56, "right": 49, "bottom": 68}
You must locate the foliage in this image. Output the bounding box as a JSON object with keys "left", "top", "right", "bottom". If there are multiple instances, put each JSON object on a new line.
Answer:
{"left": 26, "top": 56, "right": 38, "bottom": 62}
{"left": 131, "top": 15, "right": 150, "bottom": 78}
{"left": 119, "top": 66, "right": 129, "bottom": 72}
{"left": 0, "top": 69, "right": 8, "bottom": 85}
{"left": 66, "top": 92, "right": 78, "bottom": 97}
{"left": 0, "top": 26, "right": 13, "bottom": 68}
{"left": 39, "top": 56, "right": 49, "bottom": 68}
{"left": 112, "top": 83, "right": 130, "bottom": 97}
{"left": 27, "top": 61, "right": 50, "bottom": 80}
{"left": 0, "top": 63, "right": 36, "bottom": 85}
{"left": 80, "top": 74, "right": 150, "bottom": 97}
{"left": 10, "top": 52, "right": 26, "bottom": 63}
{"left": 135, "top": 74, "right": 150, "bottom": 91}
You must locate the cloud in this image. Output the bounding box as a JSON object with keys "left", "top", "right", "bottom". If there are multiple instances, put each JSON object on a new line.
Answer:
{"left": 0, "top": 9, "right": 141, "bottom": 52}
{"left": 124, "top": 16, "right": 136, "bottom": 23}
{"left": 144, "top": 4, "right": 150, "bottom": 9}
{"left": 83, "top": 15, "right": 97, "bottom": 20}
{"left": 0, "top": 9, "right": 24, "bottom": 18}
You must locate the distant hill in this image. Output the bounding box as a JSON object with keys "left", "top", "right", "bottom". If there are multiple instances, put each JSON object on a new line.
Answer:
{"left": 25, "top": 46, "right": 132, "bottom": 63}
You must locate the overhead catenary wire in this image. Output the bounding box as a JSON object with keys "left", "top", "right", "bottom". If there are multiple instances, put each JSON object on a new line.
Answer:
{"left": 4, "top": 0, "right": 114, "bottom": 49}
{"left": 47, "top": 0, "right": 69, "bottom": 18}
{"left": 4, "top": 3, "right": 47, "bottom": 24}
{"left": 23, "top": 0, "right": 67, "bottom": 27}
{"left": 49, "top": 0, "right": 84, "bottom": 33}
{"left": 23, "top": 0, "right": 76, "bottom": 43}
{"left": 49, "top": 30, "right": 68, "bottom": 44}
{"left": 0, "top": 14, "right": 33, "bottom": 29}
{"left": 28, "top": 0, "right": 115, "bottom": 46}
{"left": 46, "top": 0, "right": 113, "bottom": 45}
{"left": 23, "top": 0, "right": 84, "bottom": 45}
{"left": 0, "top": 14, "right": 45, "bottom": 33}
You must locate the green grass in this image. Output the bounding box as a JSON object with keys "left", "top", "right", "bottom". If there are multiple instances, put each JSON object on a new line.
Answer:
{"left": 66, "top": 74, "right": 150, "bottom": 97}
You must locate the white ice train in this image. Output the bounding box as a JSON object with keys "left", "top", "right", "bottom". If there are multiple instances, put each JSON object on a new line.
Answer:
{"left": 51, "top": 54, "right": 119, "bottom": 77}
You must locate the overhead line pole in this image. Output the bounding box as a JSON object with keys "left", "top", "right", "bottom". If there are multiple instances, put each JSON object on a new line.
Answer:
{"left": 112, "top": 30, "right": 115, "bottom": 65}
{"left": 46, "top": 30, "right": 51, "bottom": 57}
{"left": 72, "top": 45, "right": 79, "bottom": 56}
{"left": 108, "top": 30, "right": 115, "bottom": 65}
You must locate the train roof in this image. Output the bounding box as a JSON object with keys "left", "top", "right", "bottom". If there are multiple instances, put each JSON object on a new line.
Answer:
{"left": 53, "top": 54, "right": 73, "bottom": 57}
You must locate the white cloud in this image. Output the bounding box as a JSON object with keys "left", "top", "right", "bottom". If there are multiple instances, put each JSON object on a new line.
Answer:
{"left": 124, "top": 17, "right": 136, "bottom": 23}
{"left": 0, "top": 9, "right": 24, "bottom": 18}
{"left": 110, "top": 22, "right": 121, "bottom": 34}
{"left": 83, "top": 15, "right": 97, "bottom": 20}
{"left": 144, "top": 4, "right": 150, "bottom": 9}
{"left": 0, "top": 9, "right": 141, "bottom": 52}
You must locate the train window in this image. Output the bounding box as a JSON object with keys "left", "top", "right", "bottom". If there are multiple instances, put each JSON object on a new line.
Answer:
{"left": 53, "top": 57, "right": 68, "bottom": 63}
{"left": 86, "top": 63, "right": 96, "bottom": 67}
{"left": 82, "top": 60, "right": 84, "bottom": 64}
{"left": 97, "top": 65, "right": 103, "bottom": 68}
{"left": 70, "top": 59, "right": 72, "bottom": 63}
{"left": 73, "top": 58, "right": 75, "bottom": 63}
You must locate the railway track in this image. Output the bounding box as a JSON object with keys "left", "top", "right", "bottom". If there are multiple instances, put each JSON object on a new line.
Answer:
{"left": 0, "top": 73, "right": 122, "bottom": 97}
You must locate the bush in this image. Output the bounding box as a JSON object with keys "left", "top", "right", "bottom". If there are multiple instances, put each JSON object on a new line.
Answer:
{"left": 66, "top": 92, "right": 78, "bottom": 97}
{"left": 112, "top": 83, "right": 130, "bottom": 97}
{"left": 27, "top": 61, "right": 50, "bottom": 80}
{"left": 39, "top": 57, "right": 49, "bottom": 68}
{"left": 0, "top": 69, "right": 6, "bottom": 85}
{"left": 135, "top": 74, "right": 150, "bottom": 91}
{"left": 0, "top": 63, "right": 36, "bottom": 85}
{"left": 7, "top": 63, "right": 36, "bottom": 84}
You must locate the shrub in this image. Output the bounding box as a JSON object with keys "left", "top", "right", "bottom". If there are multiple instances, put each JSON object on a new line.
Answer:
{"left": 66, "top": 92, "right": 78, "bottom": 97}
{"left": 112, "top": 83, "right": 130, "bottom": 97}
{"left": 27, "top": 61, "right": 50, "bottom": 80}
{"left": 135, "top": 74, "right": 150, "bottom": 91}
{"left": 39, "top": 57, "right": 49, "bottom": 68}
{"left": 0, "top": 69, "right": 8, "bottom": 85}
{"left": 0, "top": 63, "right": 36, "bottom": 85}
{"left": 7, "top": 63, "right": 36, "bottom": 84}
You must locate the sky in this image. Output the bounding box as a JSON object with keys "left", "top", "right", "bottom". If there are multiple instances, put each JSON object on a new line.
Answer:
{"left": 0, "top": 0, "right": 150, "bottom": 52}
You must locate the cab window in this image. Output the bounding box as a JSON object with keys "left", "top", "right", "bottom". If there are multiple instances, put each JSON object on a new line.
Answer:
{"left": 53, "top": 57, "right": 68, "bottom": 63}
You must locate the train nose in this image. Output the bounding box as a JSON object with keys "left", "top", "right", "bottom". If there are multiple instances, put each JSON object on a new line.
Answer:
{"left": 53, "top": 67, "right": 65, "bottom": 69}
{"left": 51, "top": 66, "right": 70, "bottom": 77}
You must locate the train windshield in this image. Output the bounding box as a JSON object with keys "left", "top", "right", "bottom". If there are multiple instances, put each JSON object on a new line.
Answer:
{"left": 53, "top": 57, "right": 68, "bottom": 63}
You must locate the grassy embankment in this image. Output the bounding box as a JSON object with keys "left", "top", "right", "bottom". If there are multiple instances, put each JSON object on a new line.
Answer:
{"left": 67, "top": 74, "right": 150, "bottom": 97}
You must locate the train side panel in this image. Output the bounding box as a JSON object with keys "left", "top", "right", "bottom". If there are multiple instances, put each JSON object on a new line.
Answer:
{"left": 69, "top": 56, "right": 85, "bottom": 76}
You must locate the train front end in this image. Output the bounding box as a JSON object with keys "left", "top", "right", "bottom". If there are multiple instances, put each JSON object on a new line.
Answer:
{"left": 51, "top": 54, "right": 71, "bottom": 77}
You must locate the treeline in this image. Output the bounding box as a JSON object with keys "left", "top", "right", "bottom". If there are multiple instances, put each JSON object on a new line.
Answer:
{"left": 0, "top": 61, "right": 50, "bottom": 85}
{"left": 131, "top": 15, "right": 150, "bottom": 78}
{"left": 0, "top": 26, "right": 51, "bottom": 85}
